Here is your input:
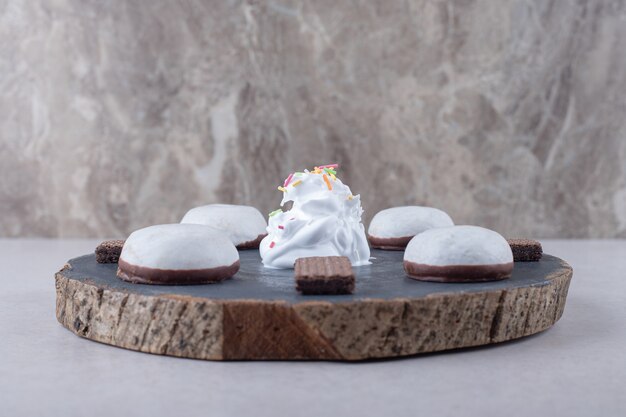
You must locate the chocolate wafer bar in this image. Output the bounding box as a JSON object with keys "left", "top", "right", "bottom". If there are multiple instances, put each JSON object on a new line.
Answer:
{"left": 295, "top": 256, "right": 355, "bottom": 295}
{"left": 507, "top": 238, "right": 543, "bottom": 262}
{"left": 95, "top": 240, "right": 125, "bottom": 264}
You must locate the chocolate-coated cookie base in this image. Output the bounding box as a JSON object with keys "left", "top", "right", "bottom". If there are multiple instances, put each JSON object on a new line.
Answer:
{"left": 236, "top": 233, "right": 267, "bottom": 250}
{"left": 403, "top": 261, "right": 513, "bottom": 283}
{"left": 117, "top": 260, "right": 240, "bottom": 285}
{"left": 367, "top": 234, "right": 412, "bottom": 250}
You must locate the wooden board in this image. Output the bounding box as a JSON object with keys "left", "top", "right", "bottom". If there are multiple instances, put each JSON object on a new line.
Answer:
{"left": 55, "top": 250, "right": 572, "bottom": 361}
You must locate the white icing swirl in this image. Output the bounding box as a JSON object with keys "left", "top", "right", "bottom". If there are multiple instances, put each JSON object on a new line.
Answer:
{"left": 260, "top": 168, "right": 371, "bottom": 269}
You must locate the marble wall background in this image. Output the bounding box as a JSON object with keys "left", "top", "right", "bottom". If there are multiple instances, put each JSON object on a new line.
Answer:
{"left": 1, "top": 0, "right": 625, "bottom": 238}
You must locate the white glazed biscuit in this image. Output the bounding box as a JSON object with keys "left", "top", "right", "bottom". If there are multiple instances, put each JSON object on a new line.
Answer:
{"left": 181, "top": 204, "right": 267, "bottom": 249}
{"left": 117, "top": 224, "right": 239, "bottom": 284}
{"left": 368, "top": 206, "right": 454, "bottom": 250}
{"left": 403, "top": 225, "right": 513, "bottom": 282}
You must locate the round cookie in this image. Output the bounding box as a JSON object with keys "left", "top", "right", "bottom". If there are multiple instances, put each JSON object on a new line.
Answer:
{"left": 403, "top": 225, "right": 513, "bottom": 283}
{"left": 117, "top": 224, "right": 240, "bottom": 285}
{"left": 181, "top": 204, "right": 267, "bottom": 249}
{"left": 368, "top": 206, "right": 454, "bottom": 250}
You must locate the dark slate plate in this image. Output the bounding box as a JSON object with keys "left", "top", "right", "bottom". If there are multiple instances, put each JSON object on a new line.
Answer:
{"left": 63, "top": 249, "right": 564, "bottom": 303}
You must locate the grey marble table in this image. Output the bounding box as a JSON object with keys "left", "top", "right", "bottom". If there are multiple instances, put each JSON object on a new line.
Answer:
{"left": 1, "top": 239, "right": 624, "bottom": 417}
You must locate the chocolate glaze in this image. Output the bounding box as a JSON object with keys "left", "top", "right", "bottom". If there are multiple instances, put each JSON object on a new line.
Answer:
{"left": 236, "top": 233, "right": 267, "bottom": 250}
{"left": 117, "top": 259, "right": 240, "bottom": 285}
{"left": 367, "top": 235, "right": 413, "bottom": 250}
{"left": 403, "top": 260, "right": 513, "bottom": 283}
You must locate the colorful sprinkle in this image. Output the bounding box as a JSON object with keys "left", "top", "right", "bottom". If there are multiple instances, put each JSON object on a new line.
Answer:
{"left": 319, "top": 163, "right": 339, "bottom": 169}
{"left": 348, "top": 195, "right": 353, "bottom": 200}
{"left": 283, "top": 173, "right": 294, "bottom": 187}
{"left": 278, "top": 225, "right": 284, "bottom": 230}
{"left": 323, "top": 174, "right": 332, "bottom": 190}
{"left": 277, "top": 186, "right": 287, "bottom": 192}
{"left": 292, "top": 180, "right": 302, "bottom": 187}
{"left": 269, "top": 241, "right": 276, "bottom": 248}
{"left": 269, "top": 209, "right": 282, "bottom": 217}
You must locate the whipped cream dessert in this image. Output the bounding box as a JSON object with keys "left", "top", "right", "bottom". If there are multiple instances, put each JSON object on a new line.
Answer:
{"left": 403, "top": 225, "right": 513, "bottom": 282}
{"left": 260, "top": 164, "right": 370, "bottom": 269}
{"left": 368, "top": 206, "right": 454, "bottom": 250}
{"left": 181, "top": 204, "right": 267, "bottom": 249}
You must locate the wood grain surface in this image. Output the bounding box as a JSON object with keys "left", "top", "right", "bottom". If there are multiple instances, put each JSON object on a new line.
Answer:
{"left": 55, "top": 250, "right": 572, "bottom": 361}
